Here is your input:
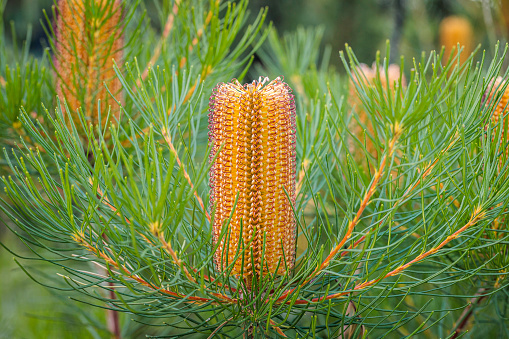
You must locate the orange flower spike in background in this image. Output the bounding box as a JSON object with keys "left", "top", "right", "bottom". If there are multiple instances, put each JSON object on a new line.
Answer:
{"left": 439, "top": 16, "right": 474, "bottom": 65}
{"left": 349, "top": 63, "right": 406, "bottom": 161}
{"left": 55, "top": 0, "right": 86, "bottom": 113}
{"left": 208, "top": 77, "right": 297, "bottom": 278}
{"left": 483, "top": 77, "right": 509, "bottom": 165}
{"left": 54, "top": 0, "right": 123, "bottom": 129}
{"left": 485, "top": 77, "right": 509, "bottom": 128}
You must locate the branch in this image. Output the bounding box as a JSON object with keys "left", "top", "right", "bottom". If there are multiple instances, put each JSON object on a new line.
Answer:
{"left": 450, "top": 287, "right": 488, "bottom": 339}
{"left": 403, "top": 131, "right": 459, "bottom": 198}
{"left": 106, "top": 280, "right": 121, "bottom": 339}
{"left": 90, "top": 179, "right": 234, "bottom": 301}
{"left": 101, "top": 231, "right": 121, "bottom": 339}
{"left": 269, "top": 319, "right": 287, "bottom": 338}
{"left": 123, "top": 2, "right": 219, "bottom": 147}
{"left": 337, "top": 132, "right": 460, "bottom": 263}
{"left": 276, "top": 122, "right": 403, "bottom": 303}
{"left": 138, "top": 0, "right": 217, "bottom": 86}
{"left": 207, "top": 316, "right": 233, "bottom": 339}
{"left": 138, "top": 0, "right": 181, "bottom": 84}
{"left": 161, "top": 127, "right": 211, "bottom": 222}
{"left": 93, "top": 181, "right": 197, "bottom": 279}
{"left": 72, "top": 231, "right": 222, "bottom": 303}
{"left": 92, "top": 181, "right": 195, "bottom": 280}
{"left": 151, "top": 221, "right": 197, "bottom": 284}
{"left": 296, "top": 205, "right": 486, "bottom": 304}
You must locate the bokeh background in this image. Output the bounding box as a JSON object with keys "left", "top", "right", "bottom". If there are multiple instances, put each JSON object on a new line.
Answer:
{"left": 4, "top": 0, "right": 509, "bottom": 63}
{"left": 2, "top": 0, "right": 509, "bottom": 337}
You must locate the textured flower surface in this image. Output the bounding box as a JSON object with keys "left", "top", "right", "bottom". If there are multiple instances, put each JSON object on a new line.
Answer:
{"left": 485, "top": 77, "right": 509, "bottom": 127}
{"left": 54, "top": 0, "right": 123, "bottom": 127}
{"left": 483, "top": 77, "right": 509, "bottom": 168}
{"left": 208, "top": 77, "right": 296, "bottom": 277}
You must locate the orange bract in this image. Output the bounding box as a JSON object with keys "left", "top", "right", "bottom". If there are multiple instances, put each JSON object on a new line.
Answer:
{"left": 208, "top": 77, "right": 296, "bottom": 277}
{"left": 55, "top": 0, "right": 123, "bottom": 129}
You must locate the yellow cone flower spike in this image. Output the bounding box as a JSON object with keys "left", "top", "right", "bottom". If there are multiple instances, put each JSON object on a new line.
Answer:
{"left": 208, "top": 77, "right": 297, "bottom": 277}
{"left": 55, "top": 0, "right": 123, "bottom": 129}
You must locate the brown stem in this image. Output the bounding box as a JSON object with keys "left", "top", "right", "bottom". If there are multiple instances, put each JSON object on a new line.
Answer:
{"left": 106, "top": 280, "right": 121, "bottom": 339}
{"left": 102, "top": 233, "right": 121, "bottom": 339}
{"left": 207, "top": 317, "right": 233, "bottom": 339}
{"left": 450, "top": 288, "right": 488, "bottom": 339}
{"left": 246, "top": 324, "right": 254, "bottom": 339}
{"left": 90, "top": 149, "right": 122, "bottom": 338}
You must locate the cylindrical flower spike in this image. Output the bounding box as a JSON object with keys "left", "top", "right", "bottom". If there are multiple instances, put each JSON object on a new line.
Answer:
{"left": 54, "top": 0, "right": 123, "bottom": 130}
{"left": 485, "top": 77, "right": 509, "bottom": 128}
{"left": 439, "top": 16, "right": 473, "bottom": 65}
{"left": 483, "top": 77, "right": 509, "bottom": 237}
{"left": 208, "top": 77, "right": 297, "bottom": 277}
{"left": 484, "top": 77, "right": 509, "bottom": 158}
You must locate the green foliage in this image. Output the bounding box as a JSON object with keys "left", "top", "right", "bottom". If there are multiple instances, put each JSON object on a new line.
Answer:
{"left": 1, "top": 1, "right": 509, "bottom": 338}
{"left": 0, "top": 0, "right": 51, "bottom": 131}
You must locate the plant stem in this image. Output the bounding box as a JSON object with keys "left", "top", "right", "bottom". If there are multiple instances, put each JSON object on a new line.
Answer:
{"left": 450, "top": 288, "right": 488, "bottom": 339}
{"left": 247, "top": 324, "right": 254, "bottom": 339}
{"left": 103, "top": 233, "right": 121, "bottom": 339}
{"left": 243, "top": 276, "right": 255, "bottom": 339}
{"left": 106, "top": 280, "right": 121, "bottom": 339}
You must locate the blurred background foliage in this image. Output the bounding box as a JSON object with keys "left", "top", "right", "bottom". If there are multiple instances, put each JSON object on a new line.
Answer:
{"left": 5, "top": 0, "right": 509, "bottom": 64}
{"left": 2, "top": 0, "right": 509, "bottom": 338}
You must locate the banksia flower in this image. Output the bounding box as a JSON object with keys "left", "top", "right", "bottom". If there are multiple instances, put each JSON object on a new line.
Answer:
{"left": 439, "top": 16, "right": 473, "bottom": 65}
{"left": 483, "top": 77, "right": 509, "bottom": 238}
{"left": 208, "top": 77, "right": 296, "bottom": 278}
{"left": 484, "top": 77, "right": 509, "bottom": 153}
{"left": 349, "top": 63, "right": 406, "bottom": 162}
{"left": 54, "top": 0, "right": 123, "bottom": 130}
{"left": 485, "top": 77, "right": 509, "bottom": 128}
